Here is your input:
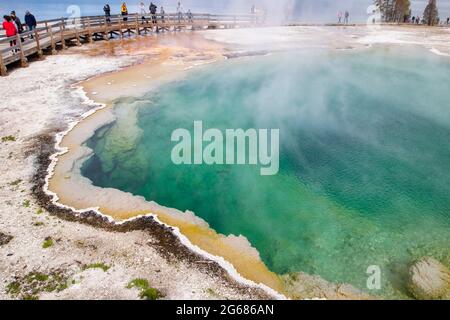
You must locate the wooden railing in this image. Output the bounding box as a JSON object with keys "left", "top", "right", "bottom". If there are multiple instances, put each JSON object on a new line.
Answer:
{"left": 0, "top": 13, "right": 262, "bottom": 76}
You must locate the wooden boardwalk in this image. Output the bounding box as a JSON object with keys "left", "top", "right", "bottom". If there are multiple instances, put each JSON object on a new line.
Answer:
{"left": 0, "top": 13, "right": 259, "bottom": 76}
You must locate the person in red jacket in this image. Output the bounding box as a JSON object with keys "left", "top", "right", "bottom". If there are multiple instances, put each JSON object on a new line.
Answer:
{"left": 2, "top": 15, "right": 18, "bottom": 52}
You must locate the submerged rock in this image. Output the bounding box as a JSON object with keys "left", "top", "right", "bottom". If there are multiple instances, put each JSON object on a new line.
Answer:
{"left": 408, "top": 257, "right": 450, "bottom": 300}
{"left": 281, "top": 273, "right": 374, "bottom": 300}
{"left": 223, "top": 50, "right": 269, "bottom": 59}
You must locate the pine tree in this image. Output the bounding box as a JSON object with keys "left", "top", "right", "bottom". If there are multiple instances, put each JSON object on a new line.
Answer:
{"left": 423, "top": 0, "right": 439, "bottom": 26}
{"left": 374, "top": 0, "right": 411, "bottom": 22}
{"left": 394, "top": 0, "right": 411, "bottom": 22}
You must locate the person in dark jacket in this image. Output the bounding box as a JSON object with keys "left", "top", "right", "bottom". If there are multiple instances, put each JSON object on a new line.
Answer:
{"left": 10, "top": 11, "right": 24, "bottom": 42}
{"left": 10, "top": 11, "right": 23, "bottom": 33}
{"left": 104, "top": 4, "right": 111, "bottom": 23}
{"left": 25, "top": 11, "right": 37, "bottom": 38}
{"left": 149, "top": 2, "right": 157, "bottom": 24}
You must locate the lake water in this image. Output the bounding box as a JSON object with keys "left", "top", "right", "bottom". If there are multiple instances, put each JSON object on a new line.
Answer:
{"left": 81, "top": 47, "right": 450, "bottom": 298}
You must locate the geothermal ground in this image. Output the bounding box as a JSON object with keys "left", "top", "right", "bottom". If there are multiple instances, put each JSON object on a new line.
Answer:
{"left": 1, "top": 25, "right": 449, "bottom": 300}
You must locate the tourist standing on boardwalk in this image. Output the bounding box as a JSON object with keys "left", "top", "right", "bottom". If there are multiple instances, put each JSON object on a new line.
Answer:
{"left": 187, "top": 9, "right": 193, "bottom": 23}
{"left": 338, "top": 11, "right": 342, "bottom": 23}
{"left": 161, "top": 6, "right": 165, "bottom": 23}
{"left": 412, "top": 16, "right": 416, "bottom": 23}
{"left": 2, "top": 15, "right": 18, "bottom": 52}
{"left": 344, "top": 11, "right": 349, "bottom": 24}
{"left": 104, "top": 4, "right": 111, "bottom": 23}
{"left": 177, "top": 2, "right": 184, "bottom": 23}
{"left": 251, "top": 5, "right": 257, "bottom": 24}
{"left": 150, "top": 2, "right": 157, "bottom": 24}
{"left": 24, "top": 11, "right": 37, "bottom": 39}
{"left": 447, "top": 17, "right": 449, "bottom": 24}
{"left": 121, "top": 3, "right": 128, "bottom": 21}
{"left": 10, "top": 11, "right": 24, "bottom": 41}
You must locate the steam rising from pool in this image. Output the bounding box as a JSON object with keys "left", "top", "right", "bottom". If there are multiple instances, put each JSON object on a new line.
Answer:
{"left": 81, "top": 47, "right": 450, "bottom": 298}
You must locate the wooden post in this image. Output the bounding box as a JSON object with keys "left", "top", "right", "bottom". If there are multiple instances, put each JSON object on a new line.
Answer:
{"left": 87, "top": 17, "right": 93, "bottom": 43}
{"left": 75, "top": 24, "right": 81, "bottom": 46}
{"left": 135, "top": 14, "right": 140, "bottom": 35}
{"left": 0, "top": 51, "right": 7, "bottom": 76}
{"left": 143, "top": 15, "right": 148, "bottom": 34}
{"left": 17, "top": 34, "right": 28, "bottom": 67}
{"left": 60, "top": 19, "right": 66, "bottom": 49}
{"left": 48, "top": 23, "right": 57, "bottom": 54}
{"left": 104, "top": 17, "right": 110, "bottom": 41}
{"left": 119, "top": 16, "right": 124, "bottom": 38}
{"left": 34, "top": 29, "right": 44, "bottom": 58}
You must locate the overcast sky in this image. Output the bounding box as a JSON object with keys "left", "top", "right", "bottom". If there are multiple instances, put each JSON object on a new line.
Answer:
{"left": 1, "top": 0, "right": 450, "bottom": 22}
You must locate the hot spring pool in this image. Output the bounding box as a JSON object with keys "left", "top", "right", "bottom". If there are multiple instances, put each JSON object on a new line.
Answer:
{"left": 81, "top": 47, "right": 450, "bottom": 298}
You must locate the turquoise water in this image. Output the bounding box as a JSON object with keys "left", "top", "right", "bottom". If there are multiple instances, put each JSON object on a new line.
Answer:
{"left": 82, "top": 47, "right": 450, "bottom": 298}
